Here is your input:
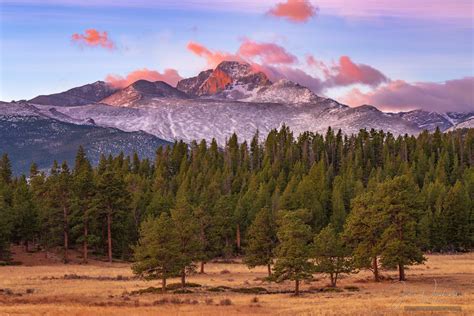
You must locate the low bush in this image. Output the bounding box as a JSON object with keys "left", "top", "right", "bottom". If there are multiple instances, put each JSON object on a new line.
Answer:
{"left": 219, "top": 298, "right": 232, "bottom": 306}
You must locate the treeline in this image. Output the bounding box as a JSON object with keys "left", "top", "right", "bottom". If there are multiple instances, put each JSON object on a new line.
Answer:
{"left": 0, "top": 127, "right": 473, "bottom": 290}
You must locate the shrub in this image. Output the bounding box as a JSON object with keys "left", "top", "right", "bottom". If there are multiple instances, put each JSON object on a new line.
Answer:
{"left": 219, "top": 298, "right": 232, "bottom": 306}
{"left": 173, "top": 289, "right": 193, "bottom": 294}
{"left": 231, "top": 287, "right": 268, "bottom": 294}
{"left": 321, "top": 287, "right": 343, "bottom": 293}
{"left": 344, "top": 286, "right": 360, "bottom": 292}
{"left": 205, "top": 298, "right": 214, "bottom": 305}
{"left": 166, "top": 282, "right": 202, "bottom": 290}
{"left": 251, "top": 297, "right": 259, "bottom": 303}
{"left": 220, "top": 269, "right": 231, "bottom": 274}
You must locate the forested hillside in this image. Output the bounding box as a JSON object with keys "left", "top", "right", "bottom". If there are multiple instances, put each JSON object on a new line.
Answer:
{"left": 0, "top": 127, "right": 472, "bottom": 288}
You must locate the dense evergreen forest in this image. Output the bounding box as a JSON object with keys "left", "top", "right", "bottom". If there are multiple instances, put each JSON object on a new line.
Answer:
{"left": 0, "top": 127, "right": 473, "bottom": 292}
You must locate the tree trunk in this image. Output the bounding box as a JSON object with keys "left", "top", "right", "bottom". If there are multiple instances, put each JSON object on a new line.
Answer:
{"left": 63, "top": 205, "right": 69, "bottom": 264}
{"left": 24, "top": 240, "right": 28, "bottom": 252}
{"left": 181, "top": 268, "right": 186, "bottom": 288}
{"left": 162, "top": 277, "right": 167, "bottom": 293}
{"left": 200, "top": 261, "right": 205, "bottom": 274}
{"left": 334, "top": 273, "right": 338, "bottom": 287}
{"left": 236, "top": 224, "right": 241, "bottom": 251}
{"left": 330, "top": 273, "right": 336, "bottom": 287}
{"left": 398, "top": 264, "right": 406, "bottom": 281}
{"left": 83, "top": 217, "right": 88, "bottom": 264}
{"left": 267, "top": 263, "right": 272, "bottom": 277}
{"left": 372, "top": 256, "right": 380, "bottom": 282}
{"left": 295, "top": 279, "right": 300, "bottom": 296}
{"left": 107, "top": 210, "right": 113, "bottom": 263}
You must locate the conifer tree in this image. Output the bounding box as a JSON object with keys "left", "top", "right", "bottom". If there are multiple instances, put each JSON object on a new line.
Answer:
{"left": 132, "top": 213, "right": 180, "bottom": 292}
{"left": 378, "top": 176, "right": 425, "bottom": 281}
{"left": 244, "top": 207, "right": 277, "bottom": 276}
{"left": 72, "top": 147, "right": 95, "bottom": 263}
{"left": 344, "top": 189, "right": 384, "bottom": 282}
{"left": 272, "top": 209, "right": 314, "bottom": 295}
{"left": 95, "top": 167, "right": 130, "bottom": 263}
{"left": 313, "top": 224, "right": 355, "bottom": 287}
{"left": 11, "top": 176, "right": 38, "bottom": 251}
{"left": 170, "top": 190, "right": 201, "bottom": 288}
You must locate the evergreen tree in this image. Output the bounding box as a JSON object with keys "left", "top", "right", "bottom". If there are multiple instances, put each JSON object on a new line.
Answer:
{"left": 11, "top": 177, "right": 38, "bottom": 251}
{"left": 94, "top": 167, "right": 130, "bottom": 263}
{"left": 244, "top": 207, "right": 277, "bottom": 276}
{"left": 313, "top": 224, "right": 355, "bottom": 287}
{"left": 72, "top": 147, "right": 95, "bottom": 263}
{"left": 378, "top": 176, "right": 426, "bottom": 281}
{"left": 344, "top": 189, "right": 385, "bottom": 282}
{"left": 132, "top": 213, "right": 180, "bottom": 292}
{"left": 272, "top": 209, "right": 314, "bottom": 295}
{"left": 170, "top": 191, "right": 201, "bottom": 288}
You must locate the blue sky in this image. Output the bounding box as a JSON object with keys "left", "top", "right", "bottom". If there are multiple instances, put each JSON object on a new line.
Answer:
{"left": 0, "top": 0, "right": 473, "bottom": 111}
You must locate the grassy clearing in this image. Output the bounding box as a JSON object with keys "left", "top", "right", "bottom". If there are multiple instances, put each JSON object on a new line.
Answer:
{"left": 0, "top": 251, "right": 472, "bottom": 315}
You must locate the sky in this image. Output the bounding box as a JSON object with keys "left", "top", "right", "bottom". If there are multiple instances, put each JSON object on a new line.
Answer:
{"left": 0, "top": 0, "right": 473, "bottom": 112}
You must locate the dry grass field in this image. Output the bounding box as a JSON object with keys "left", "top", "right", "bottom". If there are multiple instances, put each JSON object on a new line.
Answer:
{"left": 0, "top": 247, "right": 472, "bottom": 315}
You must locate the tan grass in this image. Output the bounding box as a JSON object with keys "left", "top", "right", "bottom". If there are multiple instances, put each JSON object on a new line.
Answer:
{"left": 0, "top": 252, "right": 472, "bottom": 315}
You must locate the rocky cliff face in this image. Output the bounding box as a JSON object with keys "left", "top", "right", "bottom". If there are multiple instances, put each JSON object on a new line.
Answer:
{"left": 177, "top": 61, "right": 271, "bottom": 98}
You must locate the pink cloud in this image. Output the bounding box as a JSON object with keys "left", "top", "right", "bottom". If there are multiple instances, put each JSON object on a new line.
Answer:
{"left": 237, "top": 39, "right": 297, "bottom": 65}
{"left": 342, "top": 77, "right": 474, "bottom": 112}
{"left": 105, "top": 68, "right": 183, "bottom": 88}
{"left": 328, "top": 56, "right": 388, "bottom": 87}
{"left": 186, "top": 41, "right": 241, "bottom": 68}
{"left": 71, "top": 29, "right": 115, "bottom": 50}
{"left": 187, "top": 41, "right": 389, "bottom": 94}
{"left": 307, "top": 54, "right": 388, "bottom": 88}
{"left": 267, "top": 0, "right": 317, "bottom": 23}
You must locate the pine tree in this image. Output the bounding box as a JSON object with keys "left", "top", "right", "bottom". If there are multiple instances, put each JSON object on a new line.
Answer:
{"left": 378, "top": 175, "right": 426, "bottom": 281}
{"left": 243, "top": 207, "right": 277, "bottom": 276}
{"left": 0, "top": 154, "right": 12, "bottom": 184}
{"left": 132, "top": 213, "right": 181, "bottom": 292}
{"left": 170, "top": 191, "right": 201, "bottom": 288}
{"left": 72, "top": 147, "right": 95, "bottom": 263}
{"left": 313, "top": 224, "right": 355, "bottom": 287}
{"left": 330, "top": 176, "right": 346, "bottom": 232}
{"left": 442, "top": 181, "right": 471, "bottom": 250}
{"left": 272, "top": 209, "right": 314, "bottom": 295}
{"left": 95, "top": 167, "right": 130, "bottom": 263}
{"left": 344, "top": 189, "right": 385, "bottom": 282}
{"left": 11, "top": 177, "right": 38, "bottom": 251}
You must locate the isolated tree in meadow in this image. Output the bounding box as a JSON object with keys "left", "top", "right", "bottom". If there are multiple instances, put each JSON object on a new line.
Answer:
{"left": 132, "top": 213, "right": 181, "bottom": 292}
{"left": 170, "top": 193, "right": 201, "bottom": 288}
{"left": 313, "top": 224, "right": 356, "bottom": 287}
{"left": 95, "top": 167, "right": 130, "bottom": 263}
{"left": 378, "top": 175, "right": 426, "bottom": 281}
{"left": 244, "top": 207, "right": 277, "bottom": 277}
{"left": 344, "top": 190, "right": 385, "bottom": 282}
{"left": 272, "top": 209, "right": 314, "bottom": 296}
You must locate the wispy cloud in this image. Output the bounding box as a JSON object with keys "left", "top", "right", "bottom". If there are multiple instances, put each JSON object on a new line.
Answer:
{"left": 4, "top": 0, "right": 472, "bottom": 21}
{"left": 267, "top": 0, "right": 317, "bottom": 23}
{"left": 342, "top": 77, "right": 474, "bottom": 112}
{"left": 71, "top": 29, "right": 115, "bottom": 50}
{"left": 105, "top": 68, "right": 183, "bottom": 88}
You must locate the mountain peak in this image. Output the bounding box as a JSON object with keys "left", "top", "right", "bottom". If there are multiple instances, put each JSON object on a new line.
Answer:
{"left": 101, "top": 79, "right": 188, "bottom": 106}
{"left": 177, "top": 60, "right": 271, "bottom": 97}
{"left": 29, "top": 81, "right": 117, "bottom": 106}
